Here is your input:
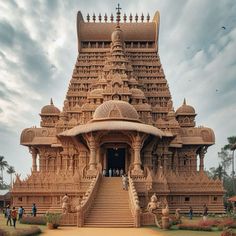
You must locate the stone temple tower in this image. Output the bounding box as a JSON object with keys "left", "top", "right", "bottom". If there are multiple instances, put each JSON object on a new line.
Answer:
{"left": 12, "top": 6, "right": 224, "bottom": 227}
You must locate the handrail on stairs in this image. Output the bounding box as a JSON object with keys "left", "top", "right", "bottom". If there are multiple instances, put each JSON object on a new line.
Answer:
{"left": 128, "top": 173, "right": 141, "bottom": 227}
{"left": 76, "top": 172, "right": 101, "bottom": 227}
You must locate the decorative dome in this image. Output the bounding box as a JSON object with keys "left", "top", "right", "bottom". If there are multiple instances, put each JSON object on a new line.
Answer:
{"left": 40, "top": 99, "right": 60, "bottom": 115}
{"left": 130, "top": 88, "right": 145, "bottom": 99}
{"left": 93, "top": 100, "right": 140, "bottom": 122}
{"left": 176, "top": 99, "right": 196, "bottom": 116}
{"left": 111, "top": 25, "right": 124, "bottom": 44}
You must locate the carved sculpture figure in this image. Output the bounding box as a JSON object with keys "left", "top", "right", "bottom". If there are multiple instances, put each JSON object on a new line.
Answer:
{"left": 175, "top": 208, "right": 181, "bottom": 222}
{"left": 62, "top": 194, "right": 70, "bottom": 214}
{"left": 147, "top": 193, "right": 160, "bottom": 213}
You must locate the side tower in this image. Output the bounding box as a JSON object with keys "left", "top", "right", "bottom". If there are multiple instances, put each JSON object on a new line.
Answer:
{"left": 12, "top": 8, "right": 224, "bottom": 221}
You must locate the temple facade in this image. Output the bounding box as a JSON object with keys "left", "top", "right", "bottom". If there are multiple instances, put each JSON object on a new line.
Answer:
{"left": 12, "top": 9, "right": 224, "bottom": 227}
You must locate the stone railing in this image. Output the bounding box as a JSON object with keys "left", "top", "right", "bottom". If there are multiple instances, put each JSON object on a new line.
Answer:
{"left": 77, "top": 172, "right": 101, "bottom": 227}
{"left": 128, "top": 174, "right": 141, "bottom": 227}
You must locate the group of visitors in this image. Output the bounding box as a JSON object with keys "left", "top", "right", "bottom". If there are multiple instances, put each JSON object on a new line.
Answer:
{"left": 103, "top": 168, "right": 124, "bottom": 177}
{"left": 6, "top": 205, "right": 17, "bottom": 228}
{"left": 188, "top": 204, "right": 208, "bottom": 220}
{"left": 4, "top": 203, "right": 37, "bottom": 228}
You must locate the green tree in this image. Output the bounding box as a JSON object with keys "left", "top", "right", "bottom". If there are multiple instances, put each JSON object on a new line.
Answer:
{"left": 218, "top": 148, "right": 231, "bottom": 173}
{"left": 7, "top": 166, "right": 15, "bottom": 187}
{"left": 209, "top": 164, "right": 228, "bottom": 181}
{"left": 0, "top": 156, "right": 9, "bottom": 185}
{"left": 224, "top": 136, "right": 236, "bottom": 194}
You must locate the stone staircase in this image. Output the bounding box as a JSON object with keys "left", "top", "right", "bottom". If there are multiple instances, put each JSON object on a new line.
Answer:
{"left": 84, "top": 177, "right": 134, "bottom": 227}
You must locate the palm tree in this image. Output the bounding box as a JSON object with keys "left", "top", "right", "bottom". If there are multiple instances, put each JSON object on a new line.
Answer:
{"left": 224, "top": 136, "right": 236, "bottom": 194}
{"left": 7, "top": 166, "right": 15, "bottom": 187}
{"left": 0, "top": 156, "right": 9, "bottom": 186}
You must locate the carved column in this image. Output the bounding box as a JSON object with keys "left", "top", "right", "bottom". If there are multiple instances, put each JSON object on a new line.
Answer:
{"left": 29, "top": 147, "right": 38, "bottom": 172}
{"left": 199, "top": 147, "right": 207, "bottom": 172}
{"left": 86, "top": 134, "right": 97, "bottom": 176}
{"left": 131, "top": 134, "right": 144, "bottom": 176}
{"left": 41, "top": 156, "right": 46, "bottom": 172}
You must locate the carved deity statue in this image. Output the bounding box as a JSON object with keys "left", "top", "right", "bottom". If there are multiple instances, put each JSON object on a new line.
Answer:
{"left": 147, "top": 193, "right": 160, "bottom": 213}
{"left": 61, "top": 193, "right": 70, "bottom": 214}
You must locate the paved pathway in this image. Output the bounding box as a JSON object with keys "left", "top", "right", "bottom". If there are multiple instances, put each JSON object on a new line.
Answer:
{"left": 42, "top": 227, "right": 160, "bottom": 236}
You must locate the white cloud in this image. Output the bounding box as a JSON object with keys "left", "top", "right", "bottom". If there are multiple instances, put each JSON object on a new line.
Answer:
{"left": 0, "top": 0, "right": 235, "bottom": 182}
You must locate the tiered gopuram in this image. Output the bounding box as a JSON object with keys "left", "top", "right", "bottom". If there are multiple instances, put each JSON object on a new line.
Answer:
{"left": 12, "top": 7, "right": 224, "bottom": 227}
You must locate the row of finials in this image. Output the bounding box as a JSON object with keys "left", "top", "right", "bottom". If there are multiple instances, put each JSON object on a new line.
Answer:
{"left": 86, "top": 13, "right": 151, "bottom": 23}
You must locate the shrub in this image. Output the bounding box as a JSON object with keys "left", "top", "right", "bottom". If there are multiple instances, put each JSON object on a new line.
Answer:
{"left": 20, "top": 216, "right": 46, "bottom": 225}
{"left": 221, "top": 228, "right": 236, "bottom": 236}
{"left": 218, "top": 219, "right": 235, "bottom": 230}
{"left": 169, "top": 215, "right": 181, "bottom": 226}
{"left": 178, "top": 223, "right": 212, "bottom": 231}
{"left": 198, "top": 219, "right": 221, "bottom": 227}
{"left": 44, "top": 212, "right": 61, "bottom": 225}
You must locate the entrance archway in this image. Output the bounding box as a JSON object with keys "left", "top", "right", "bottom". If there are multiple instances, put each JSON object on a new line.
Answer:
{"left": 107, "top": 148, "right": 125, "bottom": 175}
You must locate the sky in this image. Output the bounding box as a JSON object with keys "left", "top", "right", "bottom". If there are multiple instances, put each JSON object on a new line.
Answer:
{"left": 0, "top": 0, "right": 236, "bottom": 183}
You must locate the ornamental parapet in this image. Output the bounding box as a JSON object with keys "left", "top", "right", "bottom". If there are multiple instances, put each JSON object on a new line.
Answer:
{"left": 20, "top": 127, "right": 58, "bottom": 146}
{"left": 180, "top": 127, "right": 215, "bottom": 145}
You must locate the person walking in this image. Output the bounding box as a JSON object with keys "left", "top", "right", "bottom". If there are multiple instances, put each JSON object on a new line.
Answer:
{"left": 115, "top": 168, "right": 119, "bottom": 177}
{"left": 109, "top": 168, "right": 112, "bottom": 177}
{"left": 120, "top": 168, "right": 124, "bottom": 176}
{"left": 102, "top": 169, "right": 106, "bottom": 177}
{"left": 189, "top": 206, "right": 193, "bottom": 220}
{"left": 18, "top": 206, "right": 24, "bottom": 221}
{"left": 11, "top": 207, "right": 17, "bottom": 228}
{"left": 122, "top": 174, "right": 129, "bottom": 190}
{"left": 203, "top": 204, "right": 208, "bottom": 221}
{"left": 6, "top": 205, "right": 12, "bottom": 226}
{"left": 32, "top": 203, "right": 37, "bottom": 217}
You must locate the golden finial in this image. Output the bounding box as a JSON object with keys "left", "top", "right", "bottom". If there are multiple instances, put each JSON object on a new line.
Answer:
{"left": 104, "top": 13, "right": 107, "bottom": 22}
{"left": 123, "top": 13, "right": 127, "bottom": 22}
{"left": 86, "top": 13, "right": 90, "bottom": 22}
{"left": 92, "top": 13, "right": 96, "bottom": 22}
{"left": 129, "top": 13, "right": 132, "bottom": 22}
{"left": 141, "top": 13, "right": 144, "bottom": 22}
{"left": 116, "top": 3, "right": 122, "bottom": 24}
{"left": 110, "top": 13, "right": 114, "bottom": 22}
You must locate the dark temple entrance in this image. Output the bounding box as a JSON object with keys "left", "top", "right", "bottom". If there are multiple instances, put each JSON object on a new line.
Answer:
{"left": 107, "top": 148, "right": 125, "bottom": 174}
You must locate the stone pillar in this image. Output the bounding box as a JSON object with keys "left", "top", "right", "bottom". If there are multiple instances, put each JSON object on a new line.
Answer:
{"left": 29, "top": 147, "right": 38, "bottom": 172}
{"left": 87, "top": 134, "right": 97, "bottom": 176}
{"left": 41, "top": 156, "right": 46, "bottom": 172}
{"left": 32, "top": 149, "right": 37, "bottom": 172}
{"left": 199, "top": 147, "right": 206, "bottom": 172}
{"left": 131, "top": 136, "right": 143, "bottom": 176}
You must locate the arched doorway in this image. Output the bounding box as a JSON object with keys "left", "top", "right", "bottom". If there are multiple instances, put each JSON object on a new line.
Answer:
{"left": 101, "top": 143, "right": 131, "bottom": 176}
{"left": 107, "top": 148, "right": 125, "bottom": 174}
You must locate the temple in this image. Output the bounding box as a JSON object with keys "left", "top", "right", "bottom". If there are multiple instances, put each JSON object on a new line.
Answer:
{"left": 12, "top": 7, "right": 224, "bottom": 227}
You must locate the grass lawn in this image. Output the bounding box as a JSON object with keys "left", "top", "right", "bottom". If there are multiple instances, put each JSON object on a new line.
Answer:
{"left": 0, "top": 214, "right": 46, "bottom": 234}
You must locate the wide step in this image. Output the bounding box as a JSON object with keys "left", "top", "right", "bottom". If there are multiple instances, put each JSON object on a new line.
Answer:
{"left": 84, "top": 177, "right": 134, "bottom": 227}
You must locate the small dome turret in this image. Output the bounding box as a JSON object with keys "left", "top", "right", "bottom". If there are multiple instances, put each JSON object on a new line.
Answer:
{"left": 40, "top": 99, "right": 60, "bottom": 128}
{"left": 175, "top": 99, "right": 196, "bottom": 127}
{"left": 40, "top": 98, "right": 60, "bottom": 115}
{"left": 176, "top": 98, "right": 195, "bottom": 116}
